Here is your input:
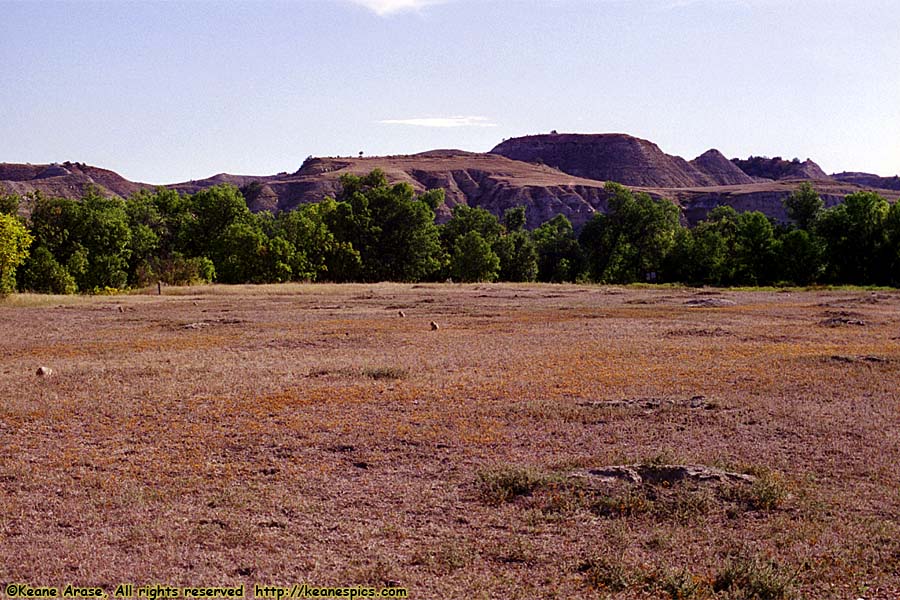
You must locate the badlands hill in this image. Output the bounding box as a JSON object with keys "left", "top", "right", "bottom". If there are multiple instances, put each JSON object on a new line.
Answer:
{"left": 731, "top": 156, "right": 832, "bottom": 182}
{"left": 0, "top": 161, "right": 144, "bottom": 198}
{"left": 3, "top": 133, "right": 897, "bottom": 228}
{"left": 832, "top": 172, "right": 900, "bottom": 191}
{"left": 490, "top": 133, "right": 755, "bottom": 188}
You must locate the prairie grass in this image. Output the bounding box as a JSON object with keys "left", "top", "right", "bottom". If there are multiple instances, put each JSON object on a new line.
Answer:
{"left": 1, "top": 283, "right": 897, "bottom": 597}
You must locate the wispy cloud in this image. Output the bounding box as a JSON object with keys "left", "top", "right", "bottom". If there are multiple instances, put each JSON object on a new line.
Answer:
{"left": 347, "top": 0, "right": 449, "bottom": 16}
{"left": 379, "top": 116, "right": 498, "bottom": 128}
{"left": 659, "top": 0, "right": 755, "bottom": 9}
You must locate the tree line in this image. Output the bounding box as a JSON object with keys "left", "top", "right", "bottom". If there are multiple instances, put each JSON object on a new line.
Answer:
{"left": 1, "top": 170, "right": 899, "bottom": 295}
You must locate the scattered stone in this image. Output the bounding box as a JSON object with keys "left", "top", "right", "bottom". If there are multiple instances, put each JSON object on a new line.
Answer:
{"left": 819, "top": 293, "right": 893, "bottom": 307}
{"left": 117, "top": 305, "right": 125, "bottom": 313}
{"left": 685, "top": 297, "right": 736, "bottom": 308}
{"left": 571, "top": 464, "right": 756, "bottom": 487}
{"left": 580, "top": 397, "right": 657, "bottom": 409}
{"left": 578, "top": 395, "right": 716, "bottom": 410}
{"left": 430, "top": 321, "right": 440, "bottom": 331}
{"left": 820, "top": 317, "right": 866, "bottom": 327}
{"left": 665, "top": 327, "right": 730, "bottom": 338}
{"left": 398, "top": 310, "right": 406, "bottom": 317}
{"left": 829, "top": 355, "right": 889, "bottom": 364}
{"left": 819, "top": 310, "right": 866, "bottom": 327}
{"left": 862, "top": 355, "right": 889, "bottom": 363}
{"left": 830, "top": 355, "right": 855, "bottom": 363}
{"left": 177, "top": 318, "right": 244, "bottom": 330}
{"left": 328, "top": 444, "right": 355, "bottom": 453}
{"left": 35, "top": 366, "right": 53, "bottom": 377}
{"left": 257, "top": 520, "right": 286, "bottom": 529}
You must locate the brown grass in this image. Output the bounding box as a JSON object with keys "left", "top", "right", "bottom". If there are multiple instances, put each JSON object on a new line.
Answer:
{"left": 1, "top": 283, "right": 899, "bottom": 598}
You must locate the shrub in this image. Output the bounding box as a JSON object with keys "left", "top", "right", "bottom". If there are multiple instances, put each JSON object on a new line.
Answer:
{"left": 578, "top": 556, "right": 633, "bottom": 592}
{"left": 477, "top": 465, "right": 548, "bottom": 504}
{"left": 18, "top": 245, "right": 76, "bottom": 294}
{"left": 589, "top": 487, "right": 653, "bottom": 518}
{"left": 713, "top": 556, "right": 799, "bottom": 599}
{"left": 137, "top": 255, "right": 216, "bottom": 286}
{"left": 362, "top": 366, "right": 408, "bottom": 380}
{"left": 725, "top": 469, "right": 789, "bottom": 511}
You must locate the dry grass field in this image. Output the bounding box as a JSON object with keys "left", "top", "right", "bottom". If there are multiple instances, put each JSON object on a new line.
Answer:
{"left": 1, "top": 283, "right": 898, "bottom": 599}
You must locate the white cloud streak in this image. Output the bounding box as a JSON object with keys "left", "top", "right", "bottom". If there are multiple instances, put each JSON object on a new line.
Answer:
{"left": 347, "top": 0, "right": 450, "bottom": 16}
{"left": 379, "top": 116, "right": 498, "bottom": 128}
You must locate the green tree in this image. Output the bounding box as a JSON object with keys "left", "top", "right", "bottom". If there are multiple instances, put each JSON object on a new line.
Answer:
{"left": 0, "top": 213, "right": 33, "bottom": 295}
{"left": 18, "top": 245, "right": 77, "bottom": 294}
{"left": 73, "top": 189, "right": 132, "bottom": 290}
{"left": 124, "top": 190, "right": 163, "bottom": 284}
{"left": 502, "top": 206, "right": 527, "bottom": 232}
{"left": 186, "top": 184, "right": 254, "bottom": 259}
{"left": 494, "top": 230, "right": 538, "bottom": 282}
{"left": 532, "top": 214, "right": 581, "bottom": 282}
{"left": 441, "top": 205, "right": 503, "bottom": 250}
{"left": 733, "top": 211, "right": 778, "bottom": 284}
{"left": 450, "top": 231, "right": 500, "bottom": 282}
{"left": 580, "top": 183, "right": 681, "bottom": 283}
{"left": 328, "top": 170, "right": 443, "bottom": 282}
{"left": 778, "top": 229, "right": 824, "bottom": 285}
{"left": 138, "top": 254, "right": 215, "bottom": 287}
{"left": 210, "top": 221, "right": 271, "bottom": 283}
{"left": 0, "top": 194, "right": 20, "bottom": 216}
{"left": 273, "top": 203, "right": 342, "bottom": 281}
{"left": 816, "top": 191, "right": 890, "bottom": 284}
{"left": 883, "top": 201, "right": 900, "bottom": 285}
{"left": 783, "top": 182, "right": 823, "bottom": 230}
{"left": 25, "top": 189, "right": 132, "bottom": 292}
{"left": 125, "top": 187, "right": 214, "bottom": 286}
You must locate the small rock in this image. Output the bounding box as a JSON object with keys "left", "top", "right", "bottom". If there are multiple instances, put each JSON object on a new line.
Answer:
{"left": 820, "top": 317, "right": 866, "bottom": 327}
{"left": 685, "top": 298, "right": 736, "bottom": 308}
{"left": 36, "top": 366, "right": 53, "bottom": 377}
{"left": 117, "top": 305, "right": 125, "bottom": 313}
{"left": 398, "top": 310, "right": 406, "bottom": 317}
{"left": 572, "top": 464, "right": 755, "bottom": 487}
{"left": 430, "top": 321, "right": 439, "bottom": 331}
{"left": 830, "top": 355, "right": 856, "bottom": 363}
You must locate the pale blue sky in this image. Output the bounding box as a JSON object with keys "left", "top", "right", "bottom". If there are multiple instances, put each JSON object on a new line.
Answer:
{"left": 2, "top": 0, "right": 899, "bottom": 183}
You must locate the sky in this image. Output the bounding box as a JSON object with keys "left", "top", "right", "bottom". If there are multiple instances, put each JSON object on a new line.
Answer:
{"left": 2, "top": 0, "right": 899, "bottom": 184}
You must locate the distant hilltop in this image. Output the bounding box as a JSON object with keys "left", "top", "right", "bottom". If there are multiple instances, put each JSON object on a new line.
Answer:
{"left": 3, "top": 133, "right": 898, "bottom": 228}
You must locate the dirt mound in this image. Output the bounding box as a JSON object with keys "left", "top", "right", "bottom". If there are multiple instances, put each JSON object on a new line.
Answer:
{"left": 490, "top": 133, "right": 711, "bottom": 187}
{"left": 731, "top": 156, "right": 831, "bottom": 181}
{"left": 690, "top": 149, "right": 754, "bottom": 185}
{"left": 832, "top": 172, "right": 900, "bottom": 191}
{"left": 0, "top": 161, "right": 146, "bottom": 199}
{"left": 257, "top": 152, "right": 616, "bottom": 228}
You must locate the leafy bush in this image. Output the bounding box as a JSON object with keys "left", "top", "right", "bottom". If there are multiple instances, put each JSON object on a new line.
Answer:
{"left": 713, "top": 556, "right": 799, "bottom": 599}
{"left": 578, "top": 556, "right": 633, "bottom": 592}
{"left": 477, "top": 465, "right": 548, "bottom": 504}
